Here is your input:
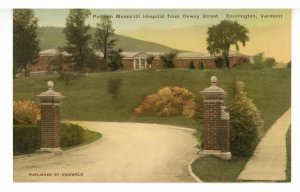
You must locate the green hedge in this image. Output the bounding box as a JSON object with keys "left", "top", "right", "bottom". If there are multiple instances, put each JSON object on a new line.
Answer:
{"left": 13, "top": 125, "right": 41, "bottom": 155}
{"left": 60, "top": 123, "right": 85, "bottom": 147}
{"left": 13, "top": 123, "right": 86, "bottom": 155}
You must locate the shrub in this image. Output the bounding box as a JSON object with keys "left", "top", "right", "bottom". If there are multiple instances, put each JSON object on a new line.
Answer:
{"left": 134, "top": 87, "right": 197, "bottom": 117}
{"left": 107, "top": 78, "right": 122, "bottom": 98}
{"left": 13, "top": 123, "right": 86, "bottom": 155}
{"left": 160, "top": 50, "right": 178, "bottom": 68}
{"left": 286, "top": 61, "right": 291, "bottom": 68}
{"left": 189, "top": 61, "right": 195, "bottom": 69}
{"left": 228, "top": 81, "right": 264, "bottom": 156}
{"left": 200, "top": 62, "right": 204, "bottom": 70}
{"left": 214, "top": 57, "right": 224, "bottom": 68}
{"left": 251, "top": 52, "right": 276, "bottom": 69}
{"left": 60, "top": 123, "right": 85, "bottom": 148}
{"left": 193, "top": 95, "right": 204, "bottom": 121}
{"left": 13, "top": 125, "right": 40, "bottom": 155}
{"left": 13, "top": 100, "right": 41, "bottom": 125}
{"left": 147, "top": 55, "right": 154, "bottom": 68}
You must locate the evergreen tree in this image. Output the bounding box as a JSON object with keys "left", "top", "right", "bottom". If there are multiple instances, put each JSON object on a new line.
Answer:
{"left": 229, "top": 81, "right": 264, "bottom": 156}
{"left": 64, "top": 9, "right": 92, "bottom": 71}
{"left": 13, "top": 9, "right": 40, "bottom": 77}
{"left": 107, "top": 48, "right": 123, "bottom": 71}
{"left": 94, "top": 16, "right": 117, "bottom": 61}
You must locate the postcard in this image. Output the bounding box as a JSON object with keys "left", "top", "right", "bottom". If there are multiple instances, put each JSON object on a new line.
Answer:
{"left": 13, "top": 9, "right": 291, "bottom": 182}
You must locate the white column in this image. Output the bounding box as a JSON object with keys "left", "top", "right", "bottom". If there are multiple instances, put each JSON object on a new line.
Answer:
{"left": 133, "top": 58, "right": 136, "bottom": 70}
{"left": 145, "top": 59, "right": 147, "bottom": 69}
{"left": 139, "top": 58, "right": 141, "bottom": 70}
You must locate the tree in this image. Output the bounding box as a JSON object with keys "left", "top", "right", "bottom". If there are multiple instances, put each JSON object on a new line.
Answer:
{"left": 206, "top": 20, "right": 249, "bottom": 68}
{"left": 160, "top": 50, "right": 178, "bottom": 68}
{"left": 200, "top": 61, "right": 204, "bottom": 70}
{"left": 94, "top": 16, "right": 117, "bottom": 61}
{"left": 286, "top": 61, "right": 291, "bottom": 68}
{"left": 13, "top": 9, "right": 40, "bottom": 77}
{"left": 189, "top": 61, "right": 195, "bottom": 69}
{"left": 251, "top": 52, "right": 276, "bottom": 69}
{"left": 107, "top": 48, "right": 123, "bottom": 71}
{"left": 107, "top": 78, "right": 122, "bottom": 98}
{"left": 228, "top": 81, "right": 264, "bottom": 156}
{"left": 49, "top": 48, "right": 65, "bottom": 73}
{"left": 146, "top": 55, "right": 154, "bottom": 68}
{"left": 213, "top": 57, "right": 224, "bottom": 68}
{"left": 264, "top": 57, "right": 276, "bottom": 68}
{"left": 64, "top": 9, "right": 93, "bottom": 71}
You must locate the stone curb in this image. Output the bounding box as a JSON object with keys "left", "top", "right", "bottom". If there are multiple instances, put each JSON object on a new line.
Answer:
{"left": 188, "top": 157, "right": 203, "bottom": 183}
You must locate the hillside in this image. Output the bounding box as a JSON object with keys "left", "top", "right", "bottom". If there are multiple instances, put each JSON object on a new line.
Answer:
{"left": 37, "top": 27, "right": 175, "bottom": 52}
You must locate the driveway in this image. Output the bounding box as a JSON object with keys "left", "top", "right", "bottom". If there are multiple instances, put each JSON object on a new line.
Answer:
{"left": 14, "top": 122, "right": 198, "bottom": 182}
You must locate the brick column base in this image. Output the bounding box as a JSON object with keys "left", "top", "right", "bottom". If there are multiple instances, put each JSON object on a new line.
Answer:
{"left": 200, "top": 76, "right": 231, "bottom": 160}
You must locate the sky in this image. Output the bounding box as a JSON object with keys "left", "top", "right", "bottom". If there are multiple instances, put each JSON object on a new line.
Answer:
{"left": 34, "top": 9, "right": 291, "bottom": 62}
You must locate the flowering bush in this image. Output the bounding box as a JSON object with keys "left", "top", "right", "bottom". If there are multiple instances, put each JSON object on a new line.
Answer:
{"left": 13, "top": 100, "right": 41, "bottom": 125}
{"left": 134, "top": 87, "right": 197, "bottom": 117}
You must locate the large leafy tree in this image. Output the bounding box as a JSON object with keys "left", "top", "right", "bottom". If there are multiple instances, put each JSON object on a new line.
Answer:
{"left": 13, "top": 9, "right": 40, "bottom": 77}
{"left": 206, "top": 20, "right": 249, "bottom": 68}
{"left": 64, "top": 9, "right": 92, "bottom": 71}
{"left": 94, "top": 16, "right": 117, "bottom": 62}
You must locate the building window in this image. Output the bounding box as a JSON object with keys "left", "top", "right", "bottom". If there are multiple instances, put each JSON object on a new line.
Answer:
{"left": 135, "top": 59, "right": 139, "bottom": 64}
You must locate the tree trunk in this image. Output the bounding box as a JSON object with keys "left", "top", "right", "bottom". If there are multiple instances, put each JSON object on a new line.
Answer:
{"left": 24, "top": 65, "right": 30, "bottom": 77}
{"left": 223, "top": 52, "right": 230, "bottom": 68}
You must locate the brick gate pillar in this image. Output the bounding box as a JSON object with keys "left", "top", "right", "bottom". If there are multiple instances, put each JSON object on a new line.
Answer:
{"left": 200, "top": 76, "right": 231, "bottom": 160}
{"left": 37, "top": 81, "right": 64, "bottom": 153}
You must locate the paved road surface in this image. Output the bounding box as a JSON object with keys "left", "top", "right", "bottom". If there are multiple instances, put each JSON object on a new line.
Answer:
{"left": 238, "top": 108, "right": 291, "bottom": 181}
{"left": 14, "top": 122, "right": 198, "bottom": 182}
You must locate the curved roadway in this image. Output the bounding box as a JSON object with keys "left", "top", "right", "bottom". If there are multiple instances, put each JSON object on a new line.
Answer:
{"left": 14, "top": 122, "right": 198, "bottom": 182}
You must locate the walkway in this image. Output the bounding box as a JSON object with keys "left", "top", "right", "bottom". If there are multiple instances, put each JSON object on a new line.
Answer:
{"left": 14, "top": 122, "right": 198, "bottom": 182}
{"left": 237, "top": 108, "right": 291, "bottom": 181}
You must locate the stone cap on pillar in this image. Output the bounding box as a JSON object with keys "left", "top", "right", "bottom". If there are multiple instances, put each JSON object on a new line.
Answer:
{"left": 37, "top": 81, "right": 64, "bottom": 104}
{"left": 201, "top": 76, "right": 227, "bottom": 100}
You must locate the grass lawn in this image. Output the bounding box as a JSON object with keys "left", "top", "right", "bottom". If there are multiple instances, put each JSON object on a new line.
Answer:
{"left": 286, "top": 125, "right": 291, "bottom": 181}
{"left": 14, "top": 68, "right": 290, "bottom": 181}
{"left": 191, "top": 155, "right": 249, "bottom": 182}
{"left": 14, "top": 68, "right": 291, "bottom": 131}
{"left": 61, "top": 129, "right": 102, "bottom": 151}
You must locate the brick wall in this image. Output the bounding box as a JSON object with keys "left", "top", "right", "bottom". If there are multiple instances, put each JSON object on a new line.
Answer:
{"left": 220, "top": 119, "right": 230, "bottom": 152}
{"left": 152, "top": 58, "right": 164, "bottom": 69}
{"left": 202, "top": 101, "right": 222, "bottom": 150}
{"left": 40, "top": 105, "right": 60, "bottom": 148}
{"left": 122, "top": 59, "right": 134, "bottom": 70}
